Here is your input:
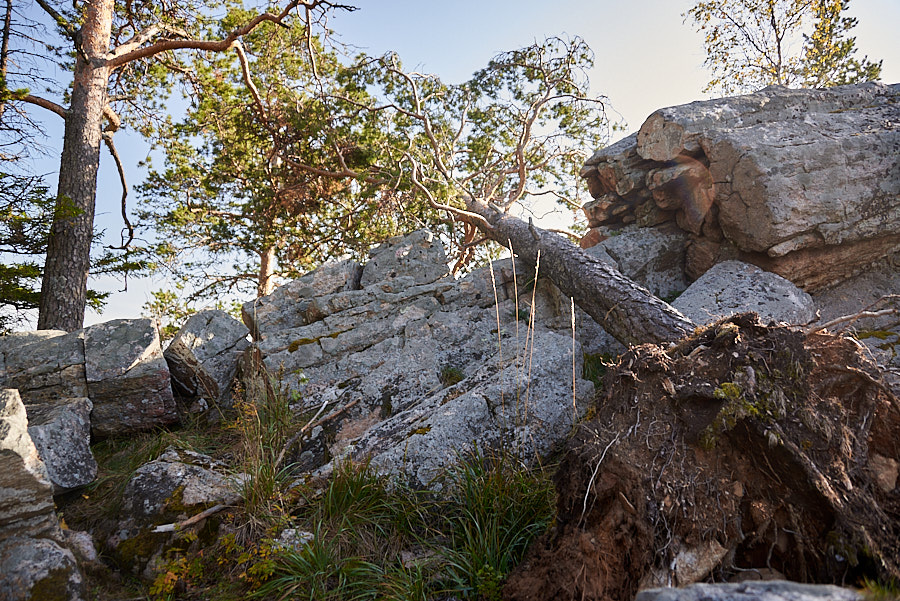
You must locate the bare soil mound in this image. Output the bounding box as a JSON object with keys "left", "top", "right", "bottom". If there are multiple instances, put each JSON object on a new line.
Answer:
{"left": 505, "top": 313, "right": 900, "bottom": 601}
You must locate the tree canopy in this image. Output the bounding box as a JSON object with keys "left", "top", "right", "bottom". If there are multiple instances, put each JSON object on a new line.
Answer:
{"left": 139, "top": 33, "right": 612, "bottom": 310}
{"left": 685, "top": 0, "right": 881, "bottom": 95}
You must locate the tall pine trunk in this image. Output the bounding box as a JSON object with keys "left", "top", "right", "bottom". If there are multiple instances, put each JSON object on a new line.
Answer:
{"left": 37, "top": 0, "right": 113, "bottom": 331}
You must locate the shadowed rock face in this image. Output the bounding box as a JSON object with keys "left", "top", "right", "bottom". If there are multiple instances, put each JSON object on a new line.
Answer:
{"left": 580, "top": 82, "right": 900, "bottom": 291}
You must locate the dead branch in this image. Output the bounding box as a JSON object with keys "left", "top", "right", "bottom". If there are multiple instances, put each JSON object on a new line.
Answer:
{"left": 273, "top": 398, "right": 360, "bottom": 470}
{"left": 151, "top": 503, "right": 228, "bottom": 533}
{"left": 102, "top": 132, "right": 133, "bottom": 249}
{"left": 807, "top": 308, "right": 898, "bottom": 334}
{"left": 231, "top": 40, "right": 268, "bottom": 123}
{"left": 408, "top": 160, "right": 494, "bottom": 232}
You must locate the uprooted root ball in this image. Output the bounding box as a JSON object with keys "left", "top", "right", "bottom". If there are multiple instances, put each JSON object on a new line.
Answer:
{"left": 504, "top": 313, "right": 900, "bottom": 601}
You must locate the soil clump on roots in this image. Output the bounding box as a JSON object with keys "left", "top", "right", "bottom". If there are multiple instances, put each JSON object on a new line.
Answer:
{"left": 504, "top": 313, "right": 900, "bottom": 601}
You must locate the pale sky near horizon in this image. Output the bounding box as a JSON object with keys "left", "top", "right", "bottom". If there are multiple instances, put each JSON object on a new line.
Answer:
{"left": 17, "top": 0, "right": 900, "bottom": 326}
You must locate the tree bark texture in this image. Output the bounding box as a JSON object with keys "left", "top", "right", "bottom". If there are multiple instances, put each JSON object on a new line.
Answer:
{"left": 258, "top": 246, "right": 276, "bottom": 297}
{"left": 466, "top": 199, "right": 695, "bottom": 346}
{"left": 37, "top": 0, "right": 113, "bottom": 331}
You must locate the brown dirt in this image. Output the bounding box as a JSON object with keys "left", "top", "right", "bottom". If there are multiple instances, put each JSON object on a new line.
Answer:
{"left": 504, "top": 313, "right": 900, "bottom": 601}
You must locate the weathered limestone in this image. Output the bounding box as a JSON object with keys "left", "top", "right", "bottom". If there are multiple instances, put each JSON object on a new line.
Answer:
{"left": 121, "top": 447, "right": 243, "bottom": 520}
{"left": 248, "top": 231, "right": 595, "bottom": 485}
{"left": 580, "top": 82, "right": 900, "bottom": 291}
{"left": 350, "top": 331, "right": 593, "bottom": 489}
{"left": 27, "top": 398, "right": 97, "bottom": 494}
{"left": 0, "top": 536, "right": 83, "bottom": 601}
{"left": 672, "top": 261, "right": 816, "bottom": 326}
{"left": 359, "top": 229, "right": 449, "bottom": 288}
{"left": 1, "top": 330, "right": 88, "bottom": 404}
{"left": 0, "top": 389, "right": 59, "bottom": 542}
{"left": 585, "top": 223, "right": 688, "bottom": 300}
{"left": 0, "top": 389, "right": 85, "bottom": 601}
{"left": 84, "top": 318, "right": 176, "bottom": 437}
{"left": 164, "top": 309, "right": 250, "bottom": 407}
{"left": 242, "top": 258, "right": 363, "bottom": 336}
{"left": 111, "top": 447, "right": 245, "bottom": 579}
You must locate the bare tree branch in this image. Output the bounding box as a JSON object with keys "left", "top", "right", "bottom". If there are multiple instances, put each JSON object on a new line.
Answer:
{"left": 107, "top": 1, "right": 355, "bottom": 68}
{"left": 19, "top": 94, "right": 67, "bottom": 119}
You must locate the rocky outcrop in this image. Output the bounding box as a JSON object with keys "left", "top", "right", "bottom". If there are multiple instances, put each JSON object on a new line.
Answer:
{"left": 84, "top": 319, "right": 177, "bottom": 437}
{"left": 0, "top": 329, "right": 88, "bottom": 403}
{"left": 0, "top": 388, "right": 60, "bottom": 542}
{"left": 110, "top": 447, "right": 244, "bottom": 578}
{"left": 164, "top": 309, "right": 250, "bottom": 410}
{"left": 672, "top": 261, "right": 816, "bottom": 326}
{"left": 26, "top": 397, "right": 96, "bottom": 494}
{"left": 244, "top": 230, "right": 595, "bottom": 487}
{"left": 580, "top": 82, "right": 900, "bottom": 291}
{"left": 0, "top": 388, "right": 84, "bottom": 600}
{"left": 0, "top": 318, "right": 177, "bottom": 439}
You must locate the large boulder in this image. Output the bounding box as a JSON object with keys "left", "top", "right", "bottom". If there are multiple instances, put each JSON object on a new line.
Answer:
{"left": 246, "top": 231, "right": 595, "bottom": 486}
{"left": 26, "top": 397, "right": 97, "bottom": 494}
{"left": 0, "top": 389, "right": 85, "bottom": 601}
{"left": 110, "top": 447, "right": 244, "bottom": 578}
{"left": 0, "top": 330, "right": 88, "bottom": 404}
{"left": 242, "top": 258, "right": 363, "bottom": 336}
{"left": 349, "top": 330, "right": 593, "bottom": 489}
{"left": 672, "top": 261, "right": 816, "bottom": 326}
{"left": 635, "top": 581, "right": 861, "bottom": 601}
{"left": 84, "top": 318, "right": 177, "bottom": 437}
{"left": 164, "top": 309, "right": 250, "bottom": 408}
{"left": 580, "top": 82, "right": 900, "bottom": 291}
{"left": 359, "top": 229, "right": 449, "bottom": 288}
{"left": 0, "top": 536, "right": 83, "bottom": 601}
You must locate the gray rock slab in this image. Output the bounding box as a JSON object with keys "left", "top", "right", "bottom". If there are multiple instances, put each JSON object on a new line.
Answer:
{"left": 673, "top": 261, "right": 816, "bottom": 325}
{"left": 84, "top": 319, "right": 177, "bottom": 437}
{"left": 636, "top": 580, "right": 861, "bottom": 601}
{"left": 242, "top": 258, "right": 362, "bottom": 335}
{"left": 1, "top": 330, "right": 87, "bottom": 404}
{"left": 121, "top": 447, "right": 243, "bottom": 521}
{"left": 360, "top": 230, "right": 449, "bottom": 288}
{"left": 27, "top": 398, "right": 97, "bottom": 494}
{"left": 164, "top": 309, "right": 250, "bottom": 405}
{"left": 0, "top": 536, "right": 83, "bottom": 601}
{"left": 0, "top": 389, "right": 60, "bottom": 542}
{"left": 595, "top": 224, "right": 688, "bottom": 299}
{"left": 349, "top": 329, "right": 594, "bottom": 489}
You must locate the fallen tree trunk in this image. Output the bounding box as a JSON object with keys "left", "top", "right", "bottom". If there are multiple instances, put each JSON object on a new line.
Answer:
{"left": 466, "top": 198, "right": 695, "bottom": 346}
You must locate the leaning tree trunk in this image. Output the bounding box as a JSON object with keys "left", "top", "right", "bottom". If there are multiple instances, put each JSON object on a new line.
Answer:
{"left": 37, "top": 0, "right": 114, "bottom": 332}
{"left": 466, "top": 198, "right": 694, "bottom": 346}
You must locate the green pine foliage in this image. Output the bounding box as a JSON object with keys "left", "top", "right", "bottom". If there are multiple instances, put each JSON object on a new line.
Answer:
{"left": 685, "top": 0, "right": 881, "bottom": 95}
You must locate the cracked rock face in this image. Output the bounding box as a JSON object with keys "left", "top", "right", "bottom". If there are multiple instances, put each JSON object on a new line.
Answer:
{"left": 246, "top": 230, "right": 595, "bottom": 487}
{"left": 84, "top": 318, "right": 177, "bottom": 437}
{"left": 164, "top": 309, "right": 250, "bottom": 407}
{"left": 580, "top": 82, "right": 900, "bottom": 291}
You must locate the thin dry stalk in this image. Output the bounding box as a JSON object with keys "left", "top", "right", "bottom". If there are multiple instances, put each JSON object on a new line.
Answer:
{"left": 523, "top": 250, "right": 541, "bottom": 425}
{"left": 571, "top": 297, "right": 577, "bottom": 422}
{"left": 509, "top": 239, "right": 522, "bottom": 397}
{"left": 488, "top": 256, "right": 505, "bottom": 411}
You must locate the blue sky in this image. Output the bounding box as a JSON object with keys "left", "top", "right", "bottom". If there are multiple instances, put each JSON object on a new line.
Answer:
{"left": 19, "top": 0, "right": 900, "bottom": 325}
